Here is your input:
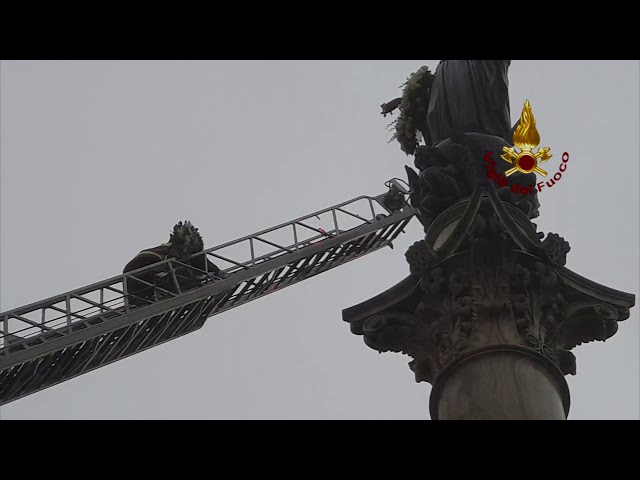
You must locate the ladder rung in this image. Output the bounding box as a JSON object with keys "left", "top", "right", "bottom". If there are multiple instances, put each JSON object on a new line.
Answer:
{"left": 0, "top": 202, "right": 416, "bottom": 406}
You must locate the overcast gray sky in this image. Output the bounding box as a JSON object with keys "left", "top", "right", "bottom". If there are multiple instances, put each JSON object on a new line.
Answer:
{"left": 1, "top": 60, "right": 638, "bottom": 420}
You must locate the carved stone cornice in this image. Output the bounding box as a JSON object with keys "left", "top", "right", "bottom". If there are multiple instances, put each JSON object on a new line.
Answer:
{"left": 343, "top": 180, "right": 635, "bottom": 391}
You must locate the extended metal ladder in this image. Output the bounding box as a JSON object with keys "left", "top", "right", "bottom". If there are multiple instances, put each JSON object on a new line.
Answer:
{"left": 0, "top": 186, "right": 416, "bottom": 406}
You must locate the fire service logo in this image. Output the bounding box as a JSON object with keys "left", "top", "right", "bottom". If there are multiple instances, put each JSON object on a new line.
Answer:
{"left": 484, "top": 100, "right": 570, "bottom": 195}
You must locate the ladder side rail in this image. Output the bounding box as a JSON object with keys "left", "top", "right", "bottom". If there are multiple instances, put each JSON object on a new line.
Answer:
{"left": 1, "top": 195, "right": 389, "bottom": 320}
{"left": 0, "top": 208, "right": 415, "bottom": 371}
{"left": 0, "top": 192, "right": 408, "bottom": 353}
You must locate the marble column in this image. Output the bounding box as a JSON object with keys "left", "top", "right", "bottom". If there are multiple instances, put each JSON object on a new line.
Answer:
{"left": 344, "top": 174, "right": 634, "bottom": 420}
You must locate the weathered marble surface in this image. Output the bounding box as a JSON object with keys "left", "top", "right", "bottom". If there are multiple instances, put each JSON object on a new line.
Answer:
{"left": 433, "top": 349, "right": 567, "bottom": 420}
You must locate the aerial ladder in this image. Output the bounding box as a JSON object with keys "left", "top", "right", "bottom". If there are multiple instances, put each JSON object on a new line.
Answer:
{"left": 0, "top": 180, "right": 416, "bottom": 407}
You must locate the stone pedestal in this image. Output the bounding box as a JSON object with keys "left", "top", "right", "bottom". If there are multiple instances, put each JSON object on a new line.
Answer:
{"left": 343, "top": 161, "right": 634, "bottom": 419}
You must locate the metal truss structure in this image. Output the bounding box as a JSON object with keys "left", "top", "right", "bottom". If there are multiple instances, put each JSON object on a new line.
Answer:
{"left": 0, "top": 184, "right": 416, "bottom": 406}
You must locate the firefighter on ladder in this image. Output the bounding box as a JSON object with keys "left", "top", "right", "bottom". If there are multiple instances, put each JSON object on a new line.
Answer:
{"left": 123, "top": 221, "right": 227, "bottom": 307}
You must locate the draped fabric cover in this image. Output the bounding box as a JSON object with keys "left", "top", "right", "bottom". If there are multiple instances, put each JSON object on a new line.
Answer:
{"left": 426, "top": 60, "right": 512, "bottom": 145}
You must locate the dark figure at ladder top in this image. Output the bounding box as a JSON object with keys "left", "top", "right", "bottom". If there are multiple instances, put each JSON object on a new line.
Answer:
{"left": 123, "top": 221, "right": 227, "bottom": 307}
